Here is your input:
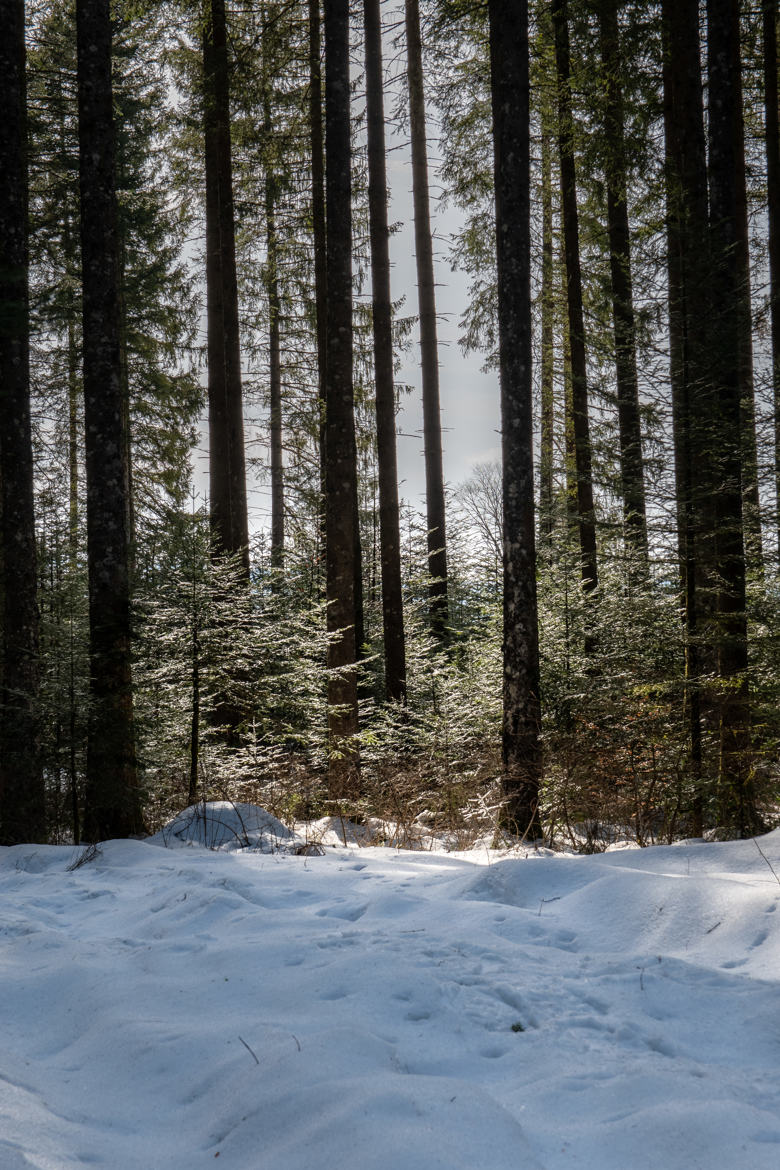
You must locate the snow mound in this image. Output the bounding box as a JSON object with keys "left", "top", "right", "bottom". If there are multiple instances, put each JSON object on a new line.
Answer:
{"left": 151, "top": 801, "right": 310, "bottom": 853}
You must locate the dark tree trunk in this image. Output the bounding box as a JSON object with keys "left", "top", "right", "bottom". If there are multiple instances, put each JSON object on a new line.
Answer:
{"left": 0, "top": 0, "right": 45, "bottom": 844}
{"left": 539, "top": 122, "right": 555, "bottom": 546}
{"left": 309, "top": 0, "right": 328, "bottom": 533}
{"left": 67, "top": 301, "right": 80, "bottom": 569}
{"left": 364, "top": 0, "right": 406, "bottom": 703}
{"left": 265, "top": 166, "right": 284, "bottom": 575}
{"left": 488, "top": 0, "right": 542, "bottom": 839}
{"left": 763, "top": 0, "right": 780, "bottom": 564}
{"left": 61, "top": 210, "right": 80, "bottom": 570}
{"left": 353, "top": 479, "right": 365, "bottom": 660}
{"left": 64, "top": 217, "right": 82, "bottom": 844}
{"left": 597, "top": 0, "right": 648, "bottom": 570}
{"left": 551, "top": 0, "right": 598, "bottom": 594}
{"left": 76, "top": 0, "right": 141, "bottom": 840}
{"left": 560, "top": 238, "right": 578, "bottom": 531}
{"left": 203, "top": 0, "right": 249, "bottom": 576}
{"left": 188, "top": 613, "right": 200, "bottom": 806}
{"left": 324, "top": 0, "right": 360, "bottom": 796}
{"left": 404, "top": 0, "right": 449, "bottom": 637}
{"left": 662, "top": 0, "right": 714, "bottom": 834}
{"left": 706, "top": 0, "right": 757, "bottom": 834}
{"left": 117, "top": 220, "right": 136, "bottom": 583}
{"left": 728, "top": 6, "right": 762, "bottom": 572}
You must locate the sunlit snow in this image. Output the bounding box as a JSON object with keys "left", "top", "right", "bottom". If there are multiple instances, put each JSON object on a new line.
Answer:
{"left": 2, "top": 803, "right": 780, "bottom": 1168}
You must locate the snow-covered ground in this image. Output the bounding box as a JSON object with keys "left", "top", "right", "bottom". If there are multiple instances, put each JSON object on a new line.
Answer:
{"left": 2, "top": 802, "right": 780, "bottom": 1169}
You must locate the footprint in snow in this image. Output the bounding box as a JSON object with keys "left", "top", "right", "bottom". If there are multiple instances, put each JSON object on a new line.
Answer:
{"left": 315, "top": 903, "right": 368, "bottom": 922}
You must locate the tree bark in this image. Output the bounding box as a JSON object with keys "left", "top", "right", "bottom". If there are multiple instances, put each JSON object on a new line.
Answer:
{"left": 551, "top": 0, "right": 598, "bottom": 594}
{"left": 597, "top": 0, "right": 648, "bottom": 571}
{"left": 706, "top": 0, "right": 757, "bottom": 834}
{"left": 404, "top": 0, "right": 449, "bottom": 637}
{"left": 309, "top": 0, "right": 328, "bottom": 541}
{"left": 364, "top": 0, "right": 406, "bottom": 703}
{"left": 539, "top": 120, "right": 555, "bottom": 547}
{"left": 265, "top": 159, "right": 284, "bottom": 575}
{"left": 763, "top": 0, "right": 780, "bottom": 564}
{"left": 488, "top": 0, "right": 542, "bottom": 839}
{"left": 324, "top": 0, "right": 360, "bottom": 795}
{"left": 203, "top": 0, "right": 249, "bottom": 576}
{"left": 76, "top": 0, "right": 141, "bottom": 839}
{"left": 662, "top": 0, "right": 714, "bottom": 834}
{"left": 728, "top": 4, "right": 763, "bottom": 572}
{"left": 0, "top": 0, "right": 46, "bottom": 844}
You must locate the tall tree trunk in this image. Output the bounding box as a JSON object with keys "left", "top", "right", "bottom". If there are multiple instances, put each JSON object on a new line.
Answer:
{"left": 729, "top": 6, "right": 763, "bottom": 572}
{"left": 188, "top": 608, "right": 200, "bottom": 806}
{"left": 363, "top": 0, "right": 406, "bottom": 703}
{"left": 62, "top": 209, "right": 81, "bottom": 570}
{"left": 265, "top": 157, "right": 284, "bottom": 575}
{"left": 763, "top": 0, "right": 780, "bottom": 564}
{"left": 324, "top": 0, "right": 360, "bottom": 795}
{"left": 309, "top": 0, "right": 328, "bottom": 544}
{"left": 707, "top": 0, "right": 757, "bottom": 834}
{"left": 488, "top": 0, "right": 542, "bottom": 838}
{"left": 67, "top": 310, "right": 80, "bottom": 567}
{"left": 116, "top": 217, "right": 136, "bottom": 582}
{"left": 404, "top": 0, "right": 449, "bottom": 637}
{"left": 539, "top": 119, "right": 555, "bottom": 547}
{"left": 203, "top": 0, "right": 249, "bottom": 576}
{"left": 551, "top": 0, "right": 598, "bottom": 594}
{"left": 0, "top": 0, "right": 46, "bottom": 844}
{"left": 76, "top": 0, "right": 141, "bottom": 839}
{"left": 662, "top": 0, "right": 714, "bottom": 834}
{"left": 597, "top": 0, "right": 648, "bottom": 571}
{"left": 66, "top": 267, "right": 81, "bottom": 843}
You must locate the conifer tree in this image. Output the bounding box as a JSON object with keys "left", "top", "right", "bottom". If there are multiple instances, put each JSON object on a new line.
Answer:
{"left": 263, "top": 93, "right": 285, "bottom": 575}
{"left": 763, "top": 0, "right": 780, "bottom": 562}
{"left": 203, "top": 0, "right": 249, "bottom": 575}
{"left": 662, "top": 0, "right": 712, "bottom": 831}
{"left": 405, "top": 0, "right": 449, "bottom": 637}
{"left": 364, "top": 0, "right": 406, "bottom": 703}
{"left": 538, "top": 109, "right": 556, "bottom": 547}
{"left": 76, "top": 0, "right": 141, "bottom": 839}
{"left": 488, "top": 0, "right": 541, "bottom": 836}
{"left": 706, "top": 0, "right": 757, "bottom": 833}
{"left": 309, "top": 0, "right": 327, "bottom": 496}
{"left": 551, "top": 0, "right": 598, "bottom": 595}
{"left": 324, "top": 0, "right": 360, "bottom": 794}
{"left": 0, "top": 0, "right": 46, "bottom": 844}
{"left": 597, "top": 0, "right": 648, "bottom": 569}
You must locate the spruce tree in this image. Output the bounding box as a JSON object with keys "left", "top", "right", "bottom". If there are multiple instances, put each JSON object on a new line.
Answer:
{"left": 0, "top": 0, "right": 46, "bottom": 844}
{"left": 488, "top": 0, "right": 542, "bottom": 837}
{"left": 324, "top": 0, "right": 360, "bottom": 794}
{"left": 551, "top": 0, "right": 598, "bottom": 595}
{"left": 405, "top": 0, "right": 449, "bottom": 638}
{"left": 203, "top": 0, "right": 249, "bottom": 575}
{"left": 763, "top": 0, "right": 780, "bottom": 563}
{"left": 76, "top": 0, "right": 141, "bottom": 839}
{"left": 597, "top": 0, "right": 648, "bottom": 569}
{"left": 706, "top": 0, "right": 758, "bottom": 833}
{"left": 662, "top": 0, "right": 713, "bottom": 832}
{"left": 364, "top": 0, "right": 407, "bottom": 703}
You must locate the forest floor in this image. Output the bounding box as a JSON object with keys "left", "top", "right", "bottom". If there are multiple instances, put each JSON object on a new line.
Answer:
{"left": 2, "top": 803, "right": 780, "bottom": 1169}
